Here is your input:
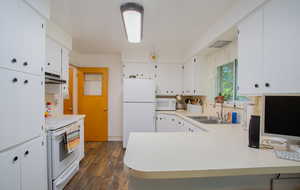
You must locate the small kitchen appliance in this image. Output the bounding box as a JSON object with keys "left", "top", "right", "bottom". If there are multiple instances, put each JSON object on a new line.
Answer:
{"left": 156, "top": 98, "right": 176, "bottom": 111}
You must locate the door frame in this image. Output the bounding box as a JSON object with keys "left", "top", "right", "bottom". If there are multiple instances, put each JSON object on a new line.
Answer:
{"left": 77, "top": 67, "right": 109, "bottom": 141}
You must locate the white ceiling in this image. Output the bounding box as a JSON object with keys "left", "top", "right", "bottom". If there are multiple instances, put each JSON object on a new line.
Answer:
{"left": 50, "top": 0, "right": 237, "bottom": 58}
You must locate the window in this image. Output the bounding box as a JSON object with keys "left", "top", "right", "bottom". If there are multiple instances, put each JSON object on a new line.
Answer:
{"left": 217, "top": 59, "right": 248, "bottom": 102}
{"left": 84, "top": 73, "right": 102, "bottom": 96}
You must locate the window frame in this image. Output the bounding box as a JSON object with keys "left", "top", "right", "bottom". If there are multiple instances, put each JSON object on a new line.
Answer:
{"left": 217, "top": 59, "right": 249, "bottom": 105}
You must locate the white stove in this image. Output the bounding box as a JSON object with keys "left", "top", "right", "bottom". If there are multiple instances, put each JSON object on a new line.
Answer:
{"left": 46, "top": 115, "right": 84, "bottom": 190}
{"left": 46, "top": 115, "right": 84, "bottom": 130}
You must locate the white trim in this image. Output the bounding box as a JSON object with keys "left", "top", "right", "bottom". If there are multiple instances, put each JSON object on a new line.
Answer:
{"left": 108, "top": 136, "right": 122, "bottom": 141}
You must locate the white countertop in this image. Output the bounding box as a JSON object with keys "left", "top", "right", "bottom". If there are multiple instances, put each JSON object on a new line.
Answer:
{"left": 46, "top": 114, "right": 85, "bottom": 130}
{"left": 124, "top": 111, "right": 300, "bottom": 179}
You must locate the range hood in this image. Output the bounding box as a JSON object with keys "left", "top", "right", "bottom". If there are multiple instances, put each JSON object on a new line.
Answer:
{"left": 45, "top": 72, "right": 66, "bottom": 84}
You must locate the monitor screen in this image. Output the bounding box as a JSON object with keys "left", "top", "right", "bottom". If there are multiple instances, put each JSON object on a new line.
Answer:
{"left": 264, "top": 96, "right": 300, "bottom": 137}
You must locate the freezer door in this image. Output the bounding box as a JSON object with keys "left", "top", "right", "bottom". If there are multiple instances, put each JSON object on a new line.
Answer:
{"left": 123, "top": 103, "right": 156, "bottom": 148}
{"left": 123, "top": 79, "right": 155, "bottom": 102}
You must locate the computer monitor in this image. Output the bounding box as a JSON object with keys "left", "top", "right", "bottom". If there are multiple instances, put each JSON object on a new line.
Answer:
{"left": 261, "top": 95, "right": 300, "bottom": 142}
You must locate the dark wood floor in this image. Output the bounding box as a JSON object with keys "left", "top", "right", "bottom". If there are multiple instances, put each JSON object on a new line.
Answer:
{"left": 64, "top": 142, "right": 128, "bottom": 190}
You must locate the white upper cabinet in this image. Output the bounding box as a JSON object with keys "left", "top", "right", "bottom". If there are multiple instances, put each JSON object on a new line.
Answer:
{"left": 183, "top": 57, "right": 206, "bottom": 96}
{"left": 263, "top": 0, "right": 300, "bottom": 93}
{"left": 0, "top": 0, "right": 45, "bottom": 76}
{"left": 183, "top": 60, "right": 194, "bottom": 95}
{"left": 61, "top": 48, "right": 70, "bottom": 98}
{"left": 238, "top": 0, "right": 300, "bottom": 95}
{"left": 237, "top": 8, "right": 264, "bottom": 95}
{"left": 24, "top": 0, "right": 50, "bottom": 19}
{"left": 46, "top": 38, "right": 62, "bottom": 75}
{"left": 20, "top": 1, "right": 46, "bottom": 76}
{"left": 155, "top": 64, "right": 183, "bottom": 96}
{"left": 123, "top": 63, "right": 155, "bottom": 79}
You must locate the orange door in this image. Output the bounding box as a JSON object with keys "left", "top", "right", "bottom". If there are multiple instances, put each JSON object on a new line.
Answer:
{"left": 78, "top": 68, "right": 108, "bottom": 141}
{"left": 64, "top": 67, "right": 74, "bottom": 114}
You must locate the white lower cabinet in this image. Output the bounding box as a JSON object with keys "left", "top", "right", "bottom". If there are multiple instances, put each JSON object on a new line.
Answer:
{"left": 156, "top": 114, "right": 200, "bottom": 133}
{"left": 0, "top": 69, "right": 44, "bottom": 151}
{"left": 0, "top": 136, "right": 47, "bottom": 190}
{"left": 0, "top": 147, "right": 21, "bottom": 190}
{"left": 21, "top": 137, "right": 47, "bottom": 190}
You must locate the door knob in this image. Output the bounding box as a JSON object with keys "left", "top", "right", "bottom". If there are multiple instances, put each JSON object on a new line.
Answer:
{"left": 104, "top": 108, "right": 108, "bottom": 111}
{"left": 68, "top": 107, "right": 73, "bottom": 111}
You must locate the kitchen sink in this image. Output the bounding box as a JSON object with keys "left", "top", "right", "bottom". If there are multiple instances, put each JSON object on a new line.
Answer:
{"left": 188, "top": 116, "right": 227, "bottom": 124}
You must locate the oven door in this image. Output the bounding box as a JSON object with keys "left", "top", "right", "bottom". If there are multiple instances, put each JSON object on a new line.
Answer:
{"left": 51, "top": 128, "right": 79, "bottom": 180}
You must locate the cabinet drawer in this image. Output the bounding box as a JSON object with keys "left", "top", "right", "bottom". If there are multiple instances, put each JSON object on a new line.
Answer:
{"left": 0, "top": 69, "right": 44, "bottom": 151}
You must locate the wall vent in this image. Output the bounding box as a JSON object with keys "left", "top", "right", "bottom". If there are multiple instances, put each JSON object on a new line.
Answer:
{"left": 209, "top": 40, "right": 232, "bottom": 48}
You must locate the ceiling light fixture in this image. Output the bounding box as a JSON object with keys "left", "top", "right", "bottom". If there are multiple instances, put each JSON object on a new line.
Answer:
{"left": 120, "top": 2, "right": 144, "bottom": 43}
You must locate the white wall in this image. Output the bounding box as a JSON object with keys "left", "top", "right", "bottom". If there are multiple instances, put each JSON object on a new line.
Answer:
{"left": 187, "top": 0, "right": 268, "bottom": 58}
{"left": 46, "top": 20, "right": 72, "bottom": 50}
{"left": 70, "top": 52, "right": 123, "bottom": 141}
{"left": 204, "top": 40, "right": 238, "bottom": 101}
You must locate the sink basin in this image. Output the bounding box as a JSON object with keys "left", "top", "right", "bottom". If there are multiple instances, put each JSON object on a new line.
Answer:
{"left": 188, "top": 116, "right": 227, "bottom": 124}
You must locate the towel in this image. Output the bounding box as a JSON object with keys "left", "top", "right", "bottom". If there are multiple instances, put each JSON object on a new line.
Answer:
{"left": 64, "top": 123, "right": 80, "bottom": 153}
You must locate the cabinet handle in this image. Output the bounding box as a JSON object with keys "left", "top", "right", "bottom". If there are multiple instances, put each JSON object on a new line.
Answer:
{"left": 47, "top": 62, "right": 51, "bottom": 66}
{"left": 13, "top": 156, "right": 18, "bottom": 163}
{"left": 166, "top": 91, "right": 169, "bottom": 93}
{"left": 254, "top": 84, "right": 259, "bottom": 88}
{"left": 11, "top": 58, "right": 17, "bottom": 64}
{"left": 23, "top": 62, "right": 28, "bottom": 66}
{"left": 24, "top": 150, "right": 29, "bottom": 156}
{"left": 265, "top": 83, "right": 270, "bottom": 87}
{"left": 24, "top": 80, "right": 28, "bottom": 84}
{"left": 12, "top": 78, "right": 18, "bottom": 83}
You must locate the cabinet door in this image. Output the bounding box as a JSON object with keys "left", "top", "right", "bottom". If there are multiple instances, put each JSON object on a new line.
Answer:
{"left": 156, "top": 114, "right": 168, "bottom": 132}
{"left": 19, "top": 1, "right": 45, "bottom": 76}
{"left": 183, "top": 61, "right": 194, "bottom": 95}
{"left": 0, "top": 70, "right": 43, "bottom": 151}
{"left": 175, "top": 117, "right": 186, "bottom": 132}
{"left": 123, "top": 63, "right": 155, "bottom": 79}
{"left": 46, "top": 38, "right": 62, "bottom": 75}
{"left": 0, "top": 146, "right": 21, "bottom": 190}
{"left": 21, "top": 137, "right": 47, "bottom": 190}
{"left": 20, "top": 73, "right": 44, "bottom": 141}
{"left": 193, "top": 57, "right": 207, "bottom": 96}
{"left": 0, "top": 69, "right": 24, "bottom": 151}
{"left": 237, "top": 9, "right": 263, "bottom": 95}
{"left": 263, "top": 0, "right": 300, "bottom": 93}
{"left": 0, "top": 0, "right": 21, "bottom": 72}
{"left": 156, "top": 64, "right": 183, "bottom": 96}
{"left": 61, "top": 48, "right": 70, "bottom": 98}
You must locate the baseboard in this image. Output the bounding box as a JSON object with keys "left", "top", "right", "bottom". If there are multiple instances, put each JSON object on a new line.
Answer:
{"left": 108, "top": 136, "right": 122, "bottom": 141}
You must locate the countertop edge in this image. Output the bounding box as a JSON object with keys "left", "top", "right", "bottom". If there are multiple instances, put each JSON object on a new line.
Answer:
{"left": 125, "top": 165, "right": 300, "bottom": 179}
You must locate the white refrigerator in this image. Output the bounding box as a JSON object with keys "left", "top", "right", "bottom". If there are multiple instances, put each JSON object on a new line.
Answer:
{"left": 123, "top": 79, "right": 156, "bottom": 148}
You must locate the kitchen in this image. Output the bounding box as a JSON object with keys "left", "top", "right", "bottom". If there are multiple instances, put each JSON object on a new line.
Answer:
{"left": 1, "top": 0, "right": 300, "bottom": 190}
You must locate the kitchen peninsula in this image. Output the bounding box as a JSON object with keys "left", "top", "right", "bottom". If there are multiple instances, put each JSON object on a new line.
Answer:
{"left": 124, "top": 117, "right": 300, "bottom": 190}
